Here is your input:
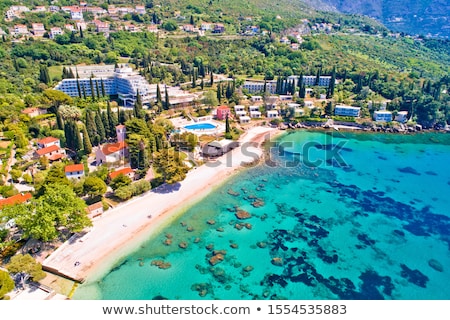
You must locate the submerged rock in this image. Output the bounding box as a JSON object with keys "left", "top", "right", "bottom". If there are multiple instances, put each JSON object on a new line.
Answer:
{"left": 179, "top": 241, "right": 188, "bottom": 249}
{"left": 151, "top": 260, "right": 172, "bottom": 269}
{"left": 209, "top": 253, "right": 225, "bottom": 266}
{"left": 163, "top": 239, "right": 172, "bottom": 246}
{"left": 271, "top": 257, "right": 283, "bottom": 266}
{"left": 236, "top": 209, "right": 252, "bottom": 220}
{"left": 207, "top": 219, "right": 216, "bottom": 225}
{"left": 428, "top": 259, "right": 444, "bottom": 272}
{"left": 227, "top": 189, "right": 240, "bottom": 196}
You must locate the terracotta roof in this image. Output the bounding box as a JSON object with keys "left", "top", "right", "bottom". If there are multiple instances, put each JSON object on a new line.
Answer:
{"left": 109, "top": 167, "right": 134, "bottom": 180}
{"left": 109, "top": 168, "right": 134, "bottom": 179}
{"left": 36, "top": 144, "right": 60, "bottom": 156}
{"left": 102, "top": 141, "right": 128, "bottom": 155}
{"left": 217, "top": 105, "right": 230, "bottom": 110}
{"left": 116, "top": 124, "right": 125, "bottom": 129}
{"left": 48, "top": 153, "right": 64, "bottom": 161}
{"left": 65, "top": 163, "right": 84, "bottom": 173}
{"left": 37, "top": 136, "right": 59, "bottom": 145}
{"left": 0, "top": 193, "right": 32, "bottom": 209}
{"left": 87, "top": 202, "right": 103, "bottom": 211}
{"left": 21, "top": 107, "right": 38, "bottom": 114}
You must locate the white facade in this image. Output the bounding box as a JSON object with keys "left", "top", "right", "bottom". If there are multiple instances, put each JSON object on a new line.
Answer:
{"left": 250, "top": 110, "right": 262, "bottom": 118}
{"left": 288, "top": 75, "right": 333, "bottom": 87}
{"left": 243, "top": 81, "right": 276, "bottom": 94}
{"left": 240, "top": 116, "right": 251, "bottom": 124}
{"left": 249, "top": 105, "right": 260, "bottom": 112}
{"left": 395, "top": 111, "right": 408, "bottom": 123}
{"left": 267, "top": 110, "right": 279, "bottom": 118}
{"left": 334, "top": 105, "right": 361, "bottom": 117}
{"left": 236, "top": 111, "right": 247, "bottom": 117}
{"left": 373, "top": 110, "right": 393, "bottom": 122}
{"left": 233, "top": 105, "right": 245, "bottom": 112}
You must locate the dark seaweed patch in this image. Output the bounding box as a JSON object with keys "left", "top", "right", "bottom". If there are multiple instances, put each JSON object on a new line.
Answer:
{"left": 397, "top": 167, "right": 421, "bottom": 175}
{"left": 400, "top": 264, "right": 429, "bottom": 288}
{"left": 425, "top": 171, "right": 437, "bottom": 176}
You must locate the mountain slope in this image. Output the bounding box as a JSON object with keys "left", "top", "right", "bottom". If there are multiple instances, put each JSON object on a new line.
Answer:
{"left": 311, "top": 0, "right": 450, "bottom": 37}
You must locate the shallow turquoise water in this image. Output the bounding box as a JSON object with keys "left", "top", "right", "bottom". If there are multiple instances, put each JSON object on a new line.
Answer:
{"left": 74, "top": 130, "right": 450, "bottom": 300}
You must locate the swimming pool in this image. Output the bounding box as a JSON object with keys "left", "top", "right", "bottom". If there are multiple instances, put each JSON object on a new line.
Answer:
{"left": 184, "top": 123, "right": 217, "bottom": 130}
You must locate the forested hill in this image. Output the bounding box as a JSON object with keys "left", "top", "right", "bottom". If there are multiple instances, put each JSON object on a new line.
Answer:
{"left": 310, "top": 0, "right": 450, "bottom": 38}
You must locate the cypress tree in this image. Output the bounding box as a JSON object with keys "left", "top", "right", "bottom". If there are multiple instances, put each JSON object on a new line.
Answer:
{"left": 191, "top": 72, "right": 196, "bottom": 88}
{"left": 95, "top": 80, "right": 101, "bottom": 99}
{"left": 315, "top": 67, "right": 321, "bottom": 86}
{"left": 119, "top": 109, "right": 127, "bottom": 124}
{"left": 85, "top": 111, "right": 98, "bottom": 146}
{"left": 164, "top": 86, "right": 170, "bottom": 110}
{"left": 101, "top": 79, "right": 106, "bottom": 97}
{"left": 74, "top": 122, "right": 83, "bottom": 152}
{"left": 82, "top": 124, "right": 92, "bottom": 154}
{"left": 134, "top": 89, "right": 143, "bottom": 118}
{"left": 39, "top": 65, "right": 51, "bottom": 85}
{"left": 299, "top": 83, "right": 306, "bottom": 99}
{"left": 76, "top": 78, "right": 82, "bottom": 98}
{"left": 101, "top": 111, "right": 111, "bottom": 138}
{"left": 56, "top": 110, "right": 64, "bottom": 130}
{"left": 82, "top": 83, "right": 87, "bottom": 99}
{"left": 95, "top": 110, "right": 106, "bottom": 143}
{"left": 107, "top": 101, "right": 118, "bottom": 136}
{"left": 210, "top": 71, "right": 214, "bottom": 86}
{"left": 89, "top": 77, "right": 95, "bottom": 100}
{"left": 327, "top": 68, "right": 336, "bottom": 99}
{"left": 200, "top": 78, "right": 204, "bottom": 90}
{"left": 217, "top": 82, "right": 222, "bottom": 102}
{"left": 79, "top": 26, "right": 84, "bottom": 38}
{"left": 263, "top": 80, "right": 267, "bottom": 93}
{"left": 156, "top": 84, "right": 162, "bottom": 105}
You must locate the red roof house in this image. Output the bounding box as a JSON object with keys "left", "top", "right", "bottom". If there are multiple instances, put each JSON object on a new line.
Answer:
{"left": 0, "top": 193, "right": 32, "bottom": 209}
{"left": 216, "top": 105, "right": 231, "bottom": 120}
{"left": 108, "top": 167, "right": 135, "bottom": 180}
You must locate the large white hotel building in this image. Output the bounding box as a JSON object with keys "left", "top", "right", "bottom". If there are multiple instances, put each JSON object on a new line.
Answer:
{"left": 55, "top": 65, "right": 155, "bottom": 106}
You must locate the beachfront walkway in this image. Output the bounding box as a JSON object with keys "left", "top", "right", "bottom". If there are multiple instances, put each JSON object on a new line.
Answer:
{"left": 43, "top": 126, "right": 278, "bottom": 285}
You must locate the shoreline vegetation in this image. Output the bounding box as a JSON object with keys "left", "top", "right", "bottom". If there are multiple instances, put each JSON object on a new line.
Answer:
{"left": 42, "top": 126, "right": 280, "bottom": 295}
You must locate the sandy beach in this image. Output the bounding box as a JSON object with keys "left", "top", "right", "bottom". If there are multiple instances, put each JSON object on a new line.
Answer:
{"left": 42, "top": 126, "right": 280, "bottom": 287}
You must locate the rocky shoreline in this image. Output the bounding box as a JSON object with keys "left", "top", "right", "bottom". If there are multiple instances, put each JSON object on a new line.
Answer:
{"left": 279, "top": 119, "right": 450, "bottom": 135}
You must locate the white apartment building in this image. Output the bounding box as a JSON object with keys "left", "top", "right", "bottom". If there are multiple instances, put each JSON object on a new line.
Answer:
{"left": 373, "top": 110, "right": 393, "bottom": 122}
{"left": 334, "top": 105, "right": 361, "bottom": 117}
{"left": 243, "top": 80, "right": 277, "bottom": 94}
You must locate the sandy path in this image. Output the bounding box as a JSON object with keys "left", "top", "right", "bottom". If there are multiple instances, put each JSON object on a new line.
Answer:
{"left": 42, "top": 126, "right": 279, "bottom": 284}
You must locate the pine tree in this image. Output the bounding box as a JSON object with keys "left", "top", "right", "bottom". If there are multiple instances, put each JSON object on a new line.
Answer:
{"left": 95, "top": 110, "right": 106, "bottom": 143}
{"left": 81, "top": 124, "right": 92, "bottom": 154}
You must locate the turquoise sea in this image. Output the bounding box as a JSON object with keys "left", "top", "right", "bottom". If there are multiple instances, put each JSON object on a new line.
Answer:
{"left": 74, "top": 130, "right": 450, "bottom": 300}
